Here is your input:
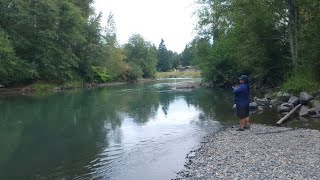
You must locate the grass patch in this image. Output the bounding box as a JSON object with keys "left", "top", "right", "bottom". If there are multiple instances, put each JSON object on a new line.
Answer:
{"left": 156, "top": 70, "right": 201, "bottom": 79}
{"left": 60, "top": 81, "right": 84, "bottom": 89}
{"left": 30, "top": 83, "right": 57, "bottom": 92}
{"left": 282, "top": 72, "right": 320, "bottom": 95}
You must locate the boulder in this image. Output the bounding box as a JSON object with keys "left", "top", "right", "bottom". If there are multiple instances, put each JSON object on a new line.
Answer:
{"left": 308, "top": 106, "right": 320, "bottom": 116}
{"left": 288, "top": 96, "right": 300, "bottom": 106}
{"left": 277, "top": 103, "right": 294, "bottom": 113}
{"left": 282, "top": 93, "right": 291, "bottom": 102}
{"left": 258, "top": 106, "right": 264, "bottom": 111}
{"left": 309, "top": 100, "right": 320, "bottom": 108}
{"left": 270, "top": 99, "right": 281, "bottom": 106}
{"left": 299, "top": 105, "right": 309, "bottom": 117}
{"left": 300, "top": 92, "right": 313, "bottom": 105}
{"left": 249, "top": 102, "right": 258, "bottom": 110}
{"left": 0, "top": 84, "right": 5, "bottom": 88}
{"left": 254, "top": 97, "right": 270, "bottom": 106}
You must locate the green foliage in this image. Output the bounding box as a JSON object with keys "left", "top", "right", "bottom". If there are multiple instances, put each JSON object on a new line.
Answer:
{"left": 157, "top": 39, "right": 171, "bottom": 72}
{"left": 298, "top": 0, "right": 320, "bottom": 80}
{"left": 283, "top": 70, "right": 319, "bottom": 94}
{"left": 193, "top": 0, "right": 317, "bottom": 91}
{"left": 126, "top": 62, "right": 143, "bottom": 82}
{"left": 0, "top": 30, "right": 36, "bottom": 85}
{"left": 0, "top": 0, "right": 148, "bottom": 86}
{"left": 31, "top": 83, "right": 56, "bottom": 92}
{"left": 61, "top": 81, "right": 84, "bottom": 89}
{"left": 91, "top": 66, "right": 110, "bottom": 83}
{"left": 124, "top": 34, "right": 157, "bottom": 78}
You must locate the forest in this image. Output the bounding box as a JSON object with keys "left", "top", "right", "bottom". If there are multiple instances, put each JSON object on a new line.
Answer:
{"left": 189, "top": 0, "right": 320, "bottom": 93}
{"left": 0, "top": 0, "right": 180, "bottom": 87}
{"left": 1, "top": 0, "right": 320, "bottom": 93}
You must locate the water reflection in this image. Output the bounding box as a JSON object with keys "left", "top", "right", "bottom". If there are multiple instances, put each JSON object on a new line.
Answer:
{"left": 0, "top": 79, "right": 235, "bottom": 179}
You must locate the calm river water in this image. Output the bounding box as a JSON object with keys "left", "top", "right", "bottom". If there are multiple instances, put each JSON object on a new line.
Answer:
{"left": 0, "top": 78, "right": 318, "bottom": 180}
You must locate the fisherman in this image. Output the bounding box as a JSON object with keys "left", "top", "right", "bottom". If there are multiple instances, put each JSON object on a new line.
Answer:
{"left": 233, "top": 75, "right": 250, "bottom": 131}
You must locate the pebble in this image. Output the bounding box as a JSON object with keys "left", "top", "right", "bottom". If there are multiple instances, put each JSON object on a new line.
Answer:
{"left": 173, "top": 124, "right": 320, "bottom": 180}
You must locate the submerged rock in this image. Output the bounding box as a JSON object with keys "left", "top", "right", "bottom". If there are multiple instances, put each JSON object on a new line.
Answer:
{"left": 0, "top": 84, "right": 5, "bottom": 88}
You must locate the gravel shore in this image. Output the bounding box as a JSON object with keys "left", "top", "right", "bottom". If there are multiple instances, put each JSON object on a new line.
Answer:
{"left": 174, "top": 124, "right": 320, "bottom": 180}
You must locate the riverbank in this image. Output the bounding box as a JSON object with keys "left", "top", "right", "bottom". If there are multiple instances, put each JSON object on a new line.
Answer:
{"left": 0, "top": 78, "right": 157, "bottom": 95}
{"left": 174, "top": 124, "right": 320, "bottom": 179}
{"left": 156, "top": 70, "right": 201, "bottom": 79}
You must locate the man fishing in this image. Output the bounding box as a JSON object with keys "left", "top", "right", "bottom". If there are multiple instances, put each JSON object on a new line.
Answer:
{"left": 233, "top": 75, "right": 250, "bottom": 131}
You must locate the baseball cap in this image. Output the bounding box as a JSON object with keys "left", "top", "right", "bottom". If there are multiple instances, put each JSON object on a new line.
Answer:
{"left": 239, "top": 75, "right": 248, "bottom": 82}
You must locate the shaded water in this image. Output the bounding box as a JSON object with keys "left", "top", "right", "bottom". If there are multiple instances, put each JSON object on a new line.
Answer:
{"left": 0, "top": 79, "right": 318, "bottom": 179}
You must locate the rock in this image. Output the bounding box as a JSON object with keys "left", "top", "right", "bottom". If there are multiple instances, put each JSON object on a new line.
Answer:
{"left": 288, "top": 96, "right": 299, "bottom": 106}
{"left": 308, "top": 106, "right": 320, "bottom": 116}
{"left": 270, "top": 99, "right": 281, "bottom": 106}
{"left": 254, "top": 97, "right": 270, "bottom": 106}
{"left": 0, "top": 84, "right": 5, "bottom": 88}
{"left": 276, "top": 91, "right": 283, "bottom": 98}
{"left": 309, "top": 100, "right": 320, "bottom": 108}
{"left": 277, "top": 103, "right": 294, "bottom": 113}
{"left": 258, "top": 106, "right": 264, "bottom": 111}
{"left": 264, "top": 93, "right": 273, "bottom": 99}
{"left": 300, "top": 92, "right": 313, "bottom": 105}
{"left": 299, "top": 105, "right": 309, "bottom": 117}
{"left": 249, "top": 102, "right": 258, "bottom": 110}
{"left": 282, "top": 93, "right": 291, "bottom": 102}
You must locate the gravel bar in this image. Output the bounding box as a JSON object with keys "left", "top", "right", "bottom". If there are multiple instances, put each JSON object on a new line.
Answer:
{"left": 174, "top": 124, "right": 320, "bottom": 180}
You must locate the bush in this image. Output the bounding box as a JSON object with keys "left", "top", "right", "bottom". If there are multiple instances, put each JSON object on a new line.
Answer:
{"left": 91, "top": 66, "right": 110, "bottom": 83}
{"left": 283, "top": 70, "right": 319, "bottom": 94}
{"left": 126, "top": 63, "right": 143, "bottom": 82}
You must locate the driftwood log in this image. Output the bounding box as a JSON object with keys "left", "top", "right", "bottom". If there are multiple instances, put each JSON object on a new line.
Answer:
{"left": 276, "top": 104, "right": 302, "bottom": 125}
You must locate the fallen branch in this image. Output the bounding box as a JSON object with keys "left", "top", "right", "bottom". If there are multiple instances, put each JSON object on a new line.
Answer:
{"left": 276, "top": 104, "right": 302, "bottom": 125}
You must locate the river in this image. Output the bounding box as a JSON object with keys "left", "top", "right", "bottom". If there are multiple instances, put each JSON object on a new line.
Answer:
{"left": 0, "top": 78, "right": 318, "bottom": 180}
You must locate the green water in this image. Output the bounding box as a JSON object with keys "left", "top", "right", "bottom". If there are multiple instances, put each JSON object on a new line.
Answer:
{"left": 0, "top": 78, "right": 317, "bottom": 180}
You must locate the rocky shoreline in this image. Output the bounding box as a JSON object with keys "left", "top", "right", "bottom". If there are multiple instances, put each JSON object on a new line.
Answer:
{"left": 250, "top": 91, "right": 320, "bottom": 120}
{"left": 173, "top": 124, "right": 320, "bottom": 180}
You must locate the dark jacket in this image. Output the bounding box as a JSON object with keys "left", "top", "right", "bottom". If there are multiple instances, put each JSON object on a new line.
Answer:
{"left": 233, "top": 83, "right": 250, "bottom": 107}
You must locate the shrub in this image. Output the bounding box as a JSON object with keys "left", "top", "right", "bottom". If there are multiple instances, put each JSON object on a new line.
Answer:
{"left": 91, "top": 66, "right": 110, "bottom": 83}
{"left": 283, "top": 70, "right": 319, "bottom": 94}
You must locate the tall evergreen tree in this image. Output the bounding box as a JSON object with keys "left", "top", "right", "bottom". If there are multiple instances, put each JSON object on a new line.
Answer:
{"left": 157, "top": 39, "right": 171, "bottom": 72}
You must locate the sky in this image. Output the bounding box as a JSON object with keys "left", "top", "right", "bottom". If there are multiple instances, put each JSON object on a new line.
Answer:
{"left": 93, "top": 0, "right": 196, "bottom": 53}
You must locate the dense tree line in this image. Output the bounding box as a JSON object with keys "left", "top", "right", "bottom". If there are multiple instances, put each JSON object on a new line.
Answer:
{"left": 0, "top": 0, "right": 182, "bottom": 86}
{"left": 187, "top": 0, "right": 320, "bottom": 92}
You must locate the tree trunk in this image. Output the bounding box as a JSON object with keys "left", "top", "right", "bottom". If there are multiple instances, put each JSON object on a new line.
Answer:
{"left": 287, "top": 0, "right": 299, "bottom": 65}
